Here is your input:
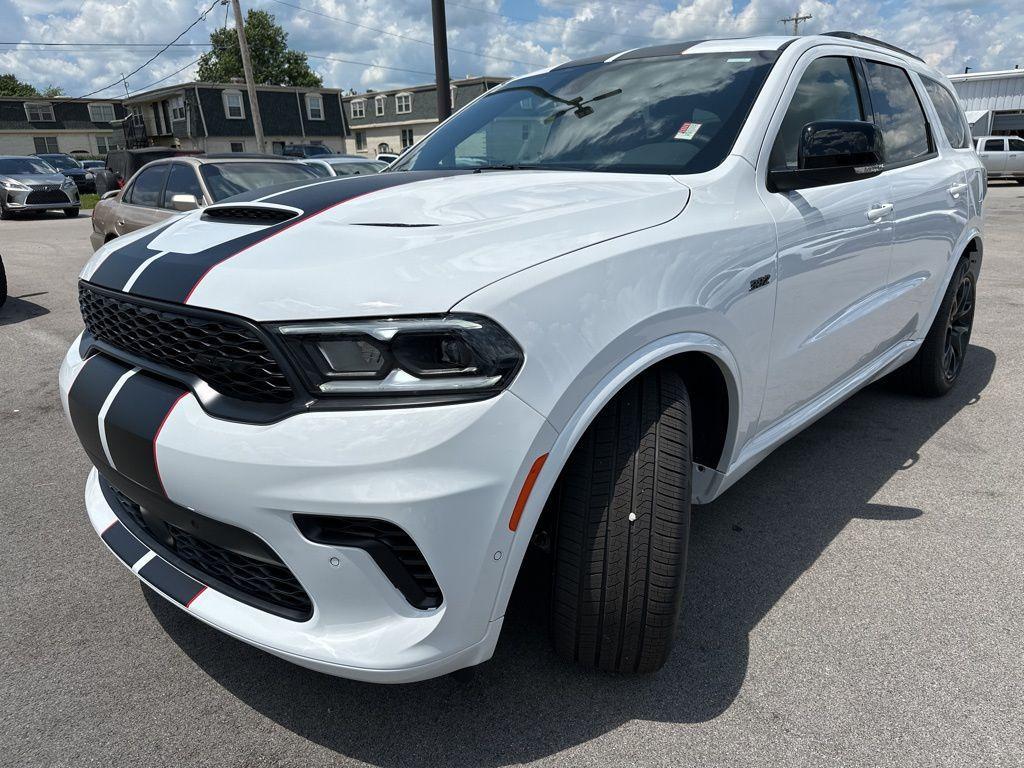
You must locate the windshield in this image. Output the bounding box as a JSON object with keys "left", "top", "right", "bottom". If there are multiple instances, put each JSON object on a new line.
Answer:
{"left": 303, "top": 145, "right": 333, "bottom": 156}
{"left": 199, "top": 162, "right": 319, "bottom": 201}
{"left": 329, "top": 160, "right": 385, "bottom": 175}
{"left": 393, "top": 52, "right": 775, "bottom": 175}
{"left": 39, "top": 154, "right": 81, "bottom": 170}
{"left": 0, "top": 157, "right": 57, "bottom": 175}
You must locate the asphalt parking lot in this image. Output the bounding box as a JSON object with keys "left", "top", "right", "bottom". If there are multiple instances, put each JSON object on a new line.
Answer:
{"left": 2, "top": 185, "right": 1022, "bottom": 767}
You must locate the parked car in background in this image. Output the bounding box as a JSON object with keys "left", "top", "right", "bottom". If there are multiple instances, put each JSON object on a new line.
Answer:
{"left": 81, "top": 160, "right": 106, "bottom": 172}
{"left": 94, "top": 148, "right": 204, "bottom": 195}
{"left": 975, "top": 136, "right": 1024, "bottom": 182}
{"left": 281, "top": 143, "right": 334, "bottom": 158}
{"left": 34, "top": 153, "right": 96, "bottom": 194}
{"left": 375, "top": 152, "right": 399, "bottom": 164}
{"left": 301, "top": 155, "right": 388, "bottom": 176}
{"left": 0, "top": 155, "right": 80, "bottom": 218}
{"left": 89, "top": 156, "right": 319, "bottom": 250}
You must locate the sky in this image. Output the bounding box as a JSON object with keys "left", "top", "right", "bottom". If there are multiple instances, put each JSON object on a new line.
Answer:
{"left": 0, "top": 0, "right": 1022, "bottom": 99}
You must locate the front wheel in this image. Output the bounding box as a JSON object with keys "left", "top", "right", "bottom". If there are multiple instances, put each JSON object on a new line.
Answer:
{"left": 894, "top": 256, "right": 976, "bottom": 396}
{"left": 64, "top": 207, "right": 80, "bottom": 218}
{"left": 550, "top": 366, "right": 691, "bottom": 673}
{"left": 0, "top": 256, "right": 7, "bottom": 308}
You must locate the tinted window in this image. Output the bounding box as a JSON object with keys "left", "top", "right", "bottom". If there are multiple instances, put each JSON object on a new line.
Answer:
{"left": 862, "top": 60, "right": 931, "bottom": 164}
{"left": 0, "top": 157, "right": 56, "bottom": 174}
{"left": 770, "top": 57, "right": 863, "bottom": 169}
{"left": 983, "top": 139, "right": 1005, "bottom": 152}
{"left": 38, "top": 154, "right": 81, "bottom": 169}
{"left": 395, "top": 53, "right": 776, "bottom": 175}
{"left": 921, "top": 77, "right": 969, "bottom": 149}
{"left": 1008, "top": 138, "right": 1024, "bottom": 152}
{"left": 126, "top": 164, "right": 168, "bottom": 207}
{"left": 162, "top": 163, "right": 204, "bottom": 208}
{"left": 198, "top": 161, "right": 318, "bottom": 201}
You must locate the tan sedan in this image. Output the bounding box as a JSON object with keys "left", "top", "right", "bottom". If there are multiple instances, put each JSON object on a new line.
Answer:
{"left": 89, "top": 155, "right": 320, "bottom": 251}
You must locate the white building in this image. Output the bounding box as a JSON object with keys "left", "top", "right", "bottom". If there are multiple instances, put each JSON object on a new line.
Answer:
{"left": 947, "top": 68, "right": 1024, "bottom": 137}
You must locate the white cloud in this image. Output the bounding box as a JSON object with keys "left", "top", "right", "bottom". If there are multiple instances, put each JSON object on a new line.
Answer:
{"left": 0, "top": 0, "right": 1021, "bottom": 97}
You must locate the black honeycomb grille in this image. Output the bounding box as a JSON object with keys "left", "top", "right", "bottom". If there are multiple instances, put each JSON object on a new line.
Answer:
{"left": 112, "top": 486, "right": 313, "bottom": 620}
{"left": 80, "top": 284, "right": 293, "bottom": 403}
{"left": 27, "top": 189, "right": 70, "bottom": 204}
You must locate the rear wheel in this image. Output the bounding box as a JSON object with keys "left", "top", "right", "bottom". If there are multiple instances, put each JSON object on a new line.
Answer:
{"left": 64, "top": 207, "right": 80, "bottom": 218}
{"left": 550, "top": 366, "right": 691, "bottom": 673}
{"left": 894, "top": 256, "right": 975, "bottom": 396}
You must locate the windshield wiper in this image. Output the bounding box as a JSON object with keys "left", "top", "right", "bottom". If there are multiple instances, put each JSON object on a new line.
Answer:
{"left": 491, "top": 85, "right": 623, "bottom": 122}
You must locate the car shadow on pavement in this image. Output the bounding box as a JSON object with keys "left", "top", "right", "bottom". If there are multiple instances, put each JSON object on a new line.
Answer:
{"left": 0, "top": 295, "right": 50, "bottom": 326}
{"left": 148, "top": 344, "right": 995, "bottom": 768}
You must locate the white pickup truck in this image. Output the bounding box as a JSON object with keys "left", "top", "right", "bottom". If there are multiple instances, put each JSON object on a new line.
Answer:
{"left": 975, "top": 135, "right": 1024, "bottom": 183}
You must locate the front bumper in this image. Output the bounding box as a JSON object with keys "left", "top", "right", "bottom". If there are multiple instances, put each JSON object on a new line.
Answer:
{"left": 59, "top": 339, "right": 556, "bottom": 682}
{"left": 3, "top": 185, "right": 79, "bottom": 210}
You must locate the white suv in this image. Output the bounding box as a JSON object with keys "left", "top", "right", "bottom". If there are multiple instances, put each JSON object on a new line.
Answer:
{"left": 60, "top": 33, "right": 983, "bottom": 683}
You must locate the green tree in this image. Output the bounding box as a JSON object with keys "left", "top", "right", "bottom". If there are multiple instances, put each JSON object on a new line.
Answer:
{"left": 196, "top": 10, "right": 322, "bottom": 87}
{"left": 0, "top": 74, "right": 65, "bottom": 98}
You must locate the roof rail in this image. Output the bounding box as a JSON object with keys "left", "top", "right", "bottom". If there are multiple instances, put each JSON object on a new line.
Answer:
{"left": 822, "top": 31, "right": 924, "bottom": 63}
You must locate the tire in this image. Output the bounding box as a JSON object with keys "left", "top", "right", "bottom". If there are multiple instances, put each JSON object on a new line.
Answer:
{"left": 1016, "top": 179, "right": 1024, "bottom": 185}
{"left": 0, "top": 257, "right": 6, "bottom": 308}
{"left": 894, "top": 256, "right": 976, "bottom": 397}
{"left": 550, "top": 366, "right": 691, "bottom": 673}
{"left": 0, "top": 202, "right": 10, "bottom": 220}
{"left": 64, "top": 207, "right": 80, "bottom": 218}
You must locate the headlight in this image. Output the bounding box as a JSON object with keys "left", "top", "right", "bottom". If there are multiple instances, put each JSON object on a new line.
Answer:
{"left": 84, "top": 172, "right": 94, "bottom": 180}
{"left": 273, "top": 315, "right": 523, "bottom": 401}
{"left": 0, "top": 177, "right": 29, "bottom": 191}
{"left": 62, "top": 177, "right": 76, "bottom": 187}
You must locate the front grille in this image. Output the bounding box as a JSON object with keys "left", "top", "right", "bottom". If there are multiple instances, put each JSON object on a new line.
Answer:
{"left": 80, "top": 284, "right": 294, "bottom": 403}
{"left": 294, "top": 514, "right": 443, "bottom": 609}
{"left": 27, "top": 189, "right": 69, "bottom": 204}
{"left": 111, "top": 485, "right": 313, "bottom": 620}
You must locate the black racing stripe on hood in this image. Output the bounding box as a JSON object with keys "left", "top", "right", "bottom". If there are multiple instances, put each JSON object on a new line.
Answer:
{"left": 87, "top": 224, "right": 174, "bottom": 290}
{"left": 127, "top": 170, "right": 465, "bottom": 305}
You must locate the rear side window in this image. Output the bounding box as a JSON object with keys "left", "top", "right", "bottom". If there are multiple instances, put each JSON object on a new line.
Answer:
{"left": 162, "top": 163, "right": 204, "bottom": 208}
{"left": 983, "top": 139, "right": 1005, "bottom": 152}
{"left": 920, "top": 77, "right": 970, "bottom": 149}
{"left": 862, "top": 60, "right": 931, "bottom": 164}
{"left": 770, "top": 57, "right": 864, "bottom": 169}
{"left": 1008, "top": 138, "right": 1024, "bottom": 152}
{"left": 125, "top": 164, "right": 168, "bottom": 207}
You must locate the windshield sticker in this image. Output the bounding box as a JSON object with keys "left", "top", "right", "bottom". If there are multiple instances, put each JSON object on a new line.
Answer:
{"left": 674, "top": 122, "right": 701, "bottom": 141}
{"left": 727, "top": 57, "right": 752, "bottom": 63}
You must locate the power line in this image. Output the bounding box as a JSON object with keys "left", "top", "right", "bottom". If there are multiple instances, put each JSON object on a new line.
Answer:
{"left": 0, "top": 41, "right": 211, "bottom": 47}
{"left": 126, "top": 57, "right": 204, "bottom": 96}
{"left": 779, "top": 11, "right": 813, "bottom": 35}
{"left": 269, "top": 0, "right": 545, "bottom": 68}
{"left": 306, "top": 53, "right": 436, "bottom": 78}
{"left": 75, "top": 0, "right": 221, "bottom": 99}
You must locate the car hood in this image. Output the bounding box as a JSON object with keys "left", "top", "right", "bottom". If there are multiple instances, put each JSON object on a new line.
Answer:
{"left": 84, "top": 171, "right": 689, "bottom": 320}
{"left": 5, "top": 172, "right": 69, "bottom": 186}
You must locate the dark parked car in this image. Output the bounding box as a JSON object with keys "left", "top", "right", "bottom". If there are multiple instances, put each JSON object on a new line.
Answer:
{"left": 34, "top": 153, "right": 96, "bottom": 193}
{"left": 81, "top": 160, "right": 106, "bottom": 171}
{"left": 94, "top": 147, "right": 202, "bottom": 195}
{"left": 281, "top": 143, "right": 334, "bottom": 158}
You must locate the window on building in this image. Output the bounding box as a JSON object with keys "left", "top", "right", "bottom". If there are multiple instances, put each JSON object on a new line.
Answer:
{"left": 396, "top": 92, "right": 412, "bottom": 114}
{"left": 861, "top": 59, "right": 931, "bottom": 164}
{"left": 355, "top": 131, "right": 366, "bottom": 150}
{"left": 450, "top": 85, "right": 457, "bottom": 109}
{"left": 230, "top": 141, "right": 245, "bottom": 153}
{"left": 377, "top": 142, "right": 391, "bottom": 153}
{"left": 32, "top": 136, "right": 59, "bottom": 153}
{"left": 375, "top": 95, "right": 385, "bottom": 116}
{"left": 770, "top": 57, "right": 864, "bottom": 170}
{"left": 170, "top": 96, "right": 187, "bottom": 122}
{"left": 25, "top": 102, "right": 55, "bottom": 122}
{"left": 306, "top": 93, "right": 324, "bottom": 120}
{"left": 401, "top": 128, "right": 414, "bottom": 149}
{"left": 920, "top": 77, "right": 970, "bottom": 149}
{"left": 223, "top": 90, "right": 245, "bottom": 119}
{"left": 96, "top": 135, "right": 114, "bottom": 154}
{"left": 351, "top": 99, "right": 365, "bottom": 119}
{"left": 87, "top": 102, "right": 116, "bottom": 122}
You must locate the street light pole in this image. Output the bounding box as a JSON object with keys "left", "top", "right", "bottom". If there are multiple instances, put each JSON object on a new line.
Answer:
{"left": 229, "top": 0, "right": 266, "bottom": 153}
{"left": 431, "top": 0, "right": 452, "bottom": 122}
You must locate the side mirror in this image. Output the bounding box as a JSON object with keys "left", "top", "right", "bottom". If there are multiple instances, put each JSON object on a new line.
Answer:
{"left": 169, "top": 193, "right": 200, "bottom": 211}
{"left": 769, "top": 120, "right": 885, "bottom": 193}
{"left": 100, "top": 190, "right": 120, "bottom": 200}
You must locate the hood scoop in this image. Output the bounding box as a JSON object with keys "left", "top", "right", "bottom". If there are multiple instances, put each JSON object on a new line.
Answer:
{"left": 202, "top": 202, "right": 301, "bottom": 225}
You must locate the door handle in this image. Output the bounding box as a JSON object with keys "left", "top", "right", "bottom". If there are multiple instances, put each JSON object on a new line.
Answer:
{"left": 948, "top": 182, "right": 969, "bottom": 198}
{"left": 866, "top": 203, "right": 893, "bottom": 222}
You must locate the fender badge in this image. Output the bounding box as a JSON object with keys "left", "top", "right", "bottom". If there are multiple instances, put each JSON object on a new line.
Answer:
{"left": 749, "top": 274, "right": 771, "bottom": 292}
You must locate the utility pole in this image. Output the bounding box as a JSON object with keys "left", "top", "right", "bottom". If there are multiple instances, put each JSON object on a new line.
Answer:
{"left": 779, "top": 10, "right": 812, "bottom": 35}
{"left": 229, "top": 0, "right": 265, "bottom": 152}
{"left": 121, "top": 74, "right": 130, "bottom": 99}
{"left": 431, "top": 0, "right": 452, "bottom": 122}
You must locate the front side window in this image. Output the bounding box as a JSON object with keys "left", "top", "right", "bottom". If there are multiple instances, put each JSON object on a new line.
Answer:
{"left": 1009, "top": 138, "right": 1024, "bottom": 152}
{"left": 394, "top": 53, "right": 775, "bottom": 175}
{"left": 862, "top": 60, "right": 931, "bottom": 164}
{"left": 223, "top": 91, "right": 244, "bottom": 119}
{"left": 199, "top": 161, "right": 318, "bottom": 201}
{"left": 25, "top": 102, "right": 55, "bottom": 122}
{"left": 306, "top": 94, "right": 324, "bottom": 120}
{"left": 162, "top": 163, "right": 204, "bottom": 208}
{"left": 920, "top": 77, "right": 969, "bottom": 149}
{"left": 395, "top": 93, "right": 412, "bottom": 114}
{"left": 88, "top": 103, "right": 116, "bottom": 122}
{"left": 125, "top": 164, "right": 169, "bottom": 207}
{"left": 351, "top": 100, "right": 365, "bottom": 119}
{"left": 770, "top": 57, "right": 863, "bottom": 170}
{"left": 32, "top": 137, "right": 59, "bottom": 153}
{"left": 983, "top": 138, "right": 1005, "bottom": 151}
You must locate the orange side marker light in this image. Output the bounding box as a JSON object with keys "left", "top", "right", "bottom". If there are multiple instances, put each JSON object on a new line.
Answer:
{"left": 509, "top": 454, "right": 549, "bottom": 532}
